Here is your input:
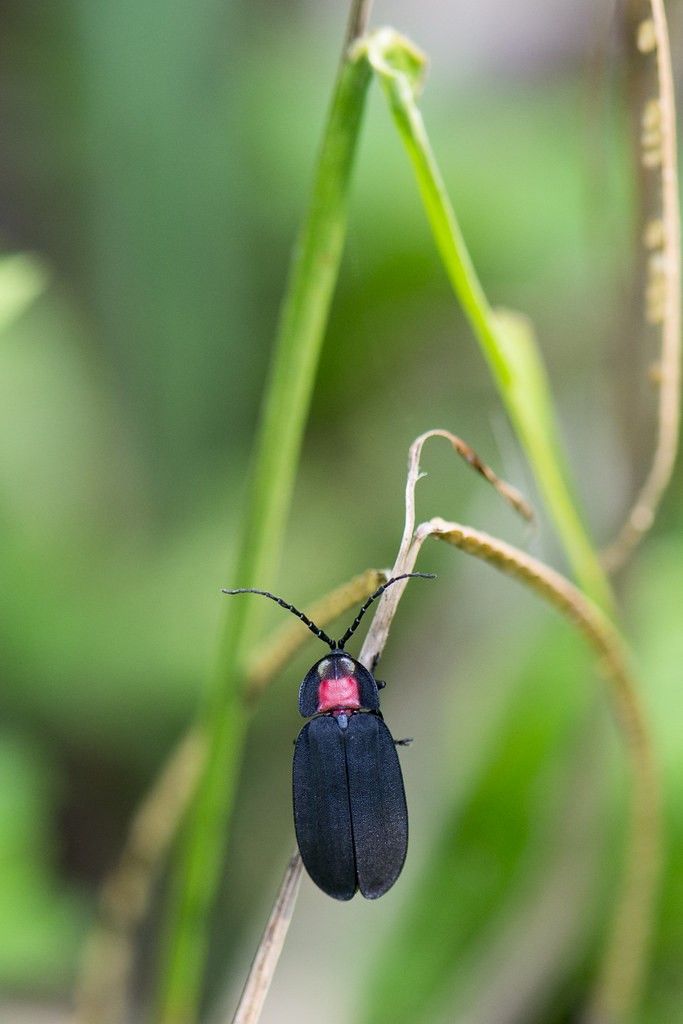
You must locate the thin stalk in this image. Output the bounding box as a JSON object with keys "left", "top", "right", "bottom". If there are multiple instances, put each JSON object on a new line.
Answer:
{"left": 230, "top": 851, "right": 304, "bottom": 1024}
{"left": 153, "top": 37, "right": 374, "bottom": 1024}
{"left": 602, "top": 0, "right": 681, "bottom": 570}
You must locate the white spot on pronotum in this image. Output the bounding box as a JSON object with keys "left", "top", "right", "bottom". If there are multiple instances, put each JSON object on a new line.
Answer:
{"left": 338, "top": 655, "right": 355, "bottom": 675}
{"left": 637, "top": 19, "right": 657, "bottom": 54}
{"left": 317, "top": 658, "right": 331, "bottom": 677}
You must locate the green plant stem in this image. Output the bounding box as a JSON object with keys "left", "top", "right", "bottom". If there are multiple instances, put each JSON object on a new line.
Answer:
{"left": 358, "top": 30, "right": 614, "bottom": 614}
{"left": 153, "top": 48, "right": 373, "bottom": 1024}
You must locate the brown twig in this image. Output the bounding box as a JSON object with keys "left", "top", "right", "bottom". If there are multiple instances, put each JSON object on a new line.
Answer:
{"left": 360, "top": 428, "right": 533, "bottom": 671}
{"left": 231, "top": 850, "right": 304, "bottom": 1024}
{"left": 602, "top": 0, "right": 680, "bottom": 571}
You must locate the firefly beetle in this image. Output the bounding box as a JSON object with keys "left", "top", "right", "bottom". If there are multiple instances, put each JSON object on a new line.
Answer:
{"left": 223, "top": 572, "right": 433, "bottom": 900}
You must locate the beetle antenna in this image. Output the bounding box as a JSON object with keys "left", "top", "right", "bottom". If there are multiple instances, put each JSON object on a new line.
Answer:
{"left": 222, "top": 588, "right": 336, "bottom": 648}
{"left": 336, "top": 572, "right": 435, "bottom": 649}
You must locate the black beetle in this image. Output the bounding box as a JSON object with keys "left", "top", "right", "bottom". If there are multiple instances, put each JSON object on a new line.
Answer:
{"left": 223, "top": 572, "right": 433, "bottom": 899}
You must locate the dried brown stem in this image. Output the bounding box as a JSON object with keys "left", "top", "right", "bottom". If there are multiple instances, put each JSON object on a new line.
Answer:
{"left": 602, "top": 0, "right": 680, "bottom": 571}
{"left": 360, "top": 428, "right": 532, "bottom": 670}
{"left": 231, "top": 850, "right": 304, "bottom": 1024}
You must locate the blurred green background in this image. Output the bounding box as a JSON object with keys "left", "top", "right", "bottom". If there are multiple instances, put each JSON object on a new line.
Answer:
{"left": 1, "top": 0, "right": 682, "bottom": 1021}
